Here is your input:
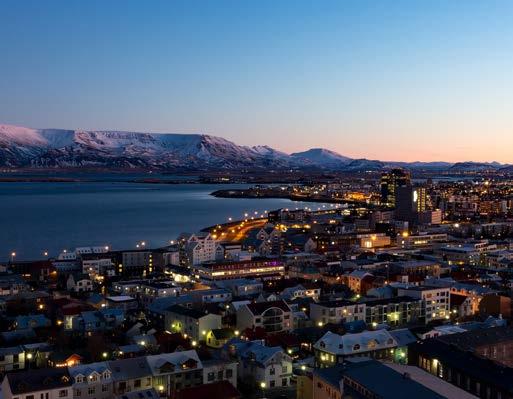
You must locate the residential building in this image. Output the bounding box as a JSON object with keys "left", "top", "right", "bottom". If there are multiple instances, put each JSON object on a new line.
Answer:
{"left": 69, "top": 361, "right": 113, "bottom": 399}
{"left": 313, "top": 330, "right": 397, "bottom": 367}
{"left": 310, "top": 300, "right": 366, "bottom": 326}
{"left": 237, "top": 300, "right": 293, "bottom": 334}
{"left": 397, "top": 286, "right": 450, "bottom": 323}
{"left": 1, "top": 368, "right": 72, "bottom": 399}
{"left": 165, "top": 305, "right": 222, "bottom": 341}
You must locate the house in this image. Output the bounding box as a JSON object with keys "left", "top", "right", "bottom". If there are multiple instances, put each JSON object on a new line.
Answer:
{"left": 71, "top": 308, "right": 124, "bottom": 334}
{"left": 345, "top": 270, "right": 373, "bottom": 294}
{"left": 215, "top": 278, "right": 263, "bottom": 297}
{"left": 237, "top": 300, "right": 293, "bottom": 334}
{"left": 109, "top": 356, "right": 153, "bottom": 395}
{"left": 105, "top": 295, "right": 138, "bottom": 311}
{"left": 165, "top": 305, "right": 222, "bottom": 341}
{"left": 202, "top": 358, "right": 238, "bottom": 387}
{"left": 206, "top": 328, "right": 236, "bottom": 348}
{"left": 280, "top": 283, "right": 321, "bottom": 301}
{"left": 190, "top": 288, "right": 232, "bottom": 304}
{"left": 0, "top": 274, "right": 27, "bottom": 297}
{"left": 1, "top": 368, "right": 72, "bottom": 399}
{"left": 14, "top": 314, "right": 51, "bottom": 330}
{"left": 69, "top": 361, "right": 113, "bottom": 399}
{"left": 227, "top": 340, "right": 293, "bottom": 389}
{"left": 145, "top": 350, "right": 203, "bottom": 396}
{"left": 139, "top": 281, "right": 181, "bottom": 305}
{"left": 450, "top": 293, "right": 474, "bottom": 318}
{"left": 313, "top": 330, "right": 397, "bottom": 367}
{"left": 66, "top": 273, "right": 93, "bottom": 293}
{"left": 0, "top": 346, "right": 25, "bottom": 372}
{"left": 48, "top": 351, "right": 83, "bottom": 368}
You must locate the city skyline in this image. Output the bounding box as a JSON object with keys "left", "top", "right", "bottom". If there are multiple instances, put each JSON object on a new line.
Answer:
{"left": 2, "top": 1, "right": 513, "bottom": 162}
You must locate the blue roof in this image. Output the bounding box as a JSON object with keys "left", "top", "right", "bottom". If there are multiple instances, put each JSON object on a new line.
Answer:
{"left": 343, "top": 360, "right": 445, "bottom": 399}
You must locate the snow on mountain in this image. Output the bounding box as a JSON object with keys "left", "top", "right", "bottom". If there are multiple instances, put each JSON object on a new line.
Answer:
{"left": 0, "top": 124, "right": 509, "bottom": 172}
{"left": 0, "top": 124, "right": 291, "bottom": 169}
{"left": 290, "top": 148, "right": 352, "bottom": 166}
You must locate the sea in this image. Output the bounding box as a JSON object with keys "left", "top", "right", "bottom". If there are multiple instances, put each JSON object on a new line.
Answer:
{"left": 0, "top": 175, "right": 336, "bottom": 261}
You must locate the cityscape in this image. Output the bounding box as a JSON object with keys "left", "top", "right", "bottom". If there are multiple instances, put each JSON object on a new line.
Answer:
{"left": 2, "top": 2, "right": 513, "bottom": 399}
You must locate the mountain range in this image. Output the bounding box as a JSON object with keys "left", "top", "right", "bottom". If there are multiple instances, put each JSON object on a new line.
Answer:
{"left": 0, "top": 124, "right": 509, "bottom": 172}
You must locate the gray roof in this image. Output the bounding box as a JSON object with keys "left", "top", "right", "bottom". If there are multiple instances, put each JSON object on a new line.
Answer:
{"left": 108, "top": 357, "right": 152, "bottom": 380}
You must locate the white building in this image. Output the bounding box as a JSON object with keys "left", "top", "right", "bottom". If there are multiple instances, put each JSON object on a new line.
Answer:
{"left": 229, "top": 340, "right": 293, "bottom": 389}
{"left": 69, "top": 361, "right": 113, "bottom": 399}
{"left": 397, "top": 285, "right": 450, "bottom": 323}
{"left": 184, "top": 233, "right": 218, "bottom": 266}
{"left": 237, "top": 300, "right": 293, "bottom": 334}
{"left": 314, "top": 330, "right": 397, "bottom": 366}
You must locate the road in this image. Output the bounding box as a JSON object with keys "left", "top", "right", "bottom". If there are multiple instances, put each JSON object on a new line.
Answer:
{"left": 208, "top": 218, "right": 268, "bottom": 242}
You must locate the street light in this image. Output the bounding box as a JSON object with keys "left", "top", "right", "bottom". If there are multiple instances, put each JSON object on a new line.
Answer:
{"left": 10, "top": 252, "right": 15, "bottom": 263}
{"left": 260, "top": 382, "right": 266, "bottom": 398}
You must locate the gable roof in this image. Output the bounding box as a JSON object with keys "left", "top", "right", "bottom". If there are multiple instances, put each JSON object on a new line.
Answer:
{"left": 7, "top": 368, "right": 71, "bottom": 394}
{"left": 245, "top": 300, "right": 291, "bottom": 315}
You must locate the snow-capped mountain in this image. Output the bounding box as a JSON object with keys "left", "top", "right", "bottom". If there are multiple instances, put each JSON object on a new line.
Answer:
{"left": 0, "top": 124, "right": 510, "bottom": 172}
{"left": 0, "top": 124, "right": 291, "bottom": 170}
{"left": 290, "top": 148, "right": 352, "bottom": 167}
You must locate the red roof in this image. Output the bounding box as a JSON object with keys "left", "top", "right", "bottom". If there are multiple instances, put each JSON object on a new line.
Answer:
{"left": 176, "top": 381, "right": 240, "bottom": 399}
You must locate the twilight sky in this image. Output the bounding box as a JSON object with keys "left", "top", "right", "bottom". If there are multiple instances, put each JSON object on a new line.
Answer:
{"left": 1, "top": 0, "right": 513, "bottom": 163}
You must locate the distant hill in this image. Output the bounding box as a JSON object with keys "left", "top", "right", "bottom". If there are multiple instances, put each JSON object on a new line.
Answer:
{"left": 0, "top": 124, "right": 510, "bottom": 172}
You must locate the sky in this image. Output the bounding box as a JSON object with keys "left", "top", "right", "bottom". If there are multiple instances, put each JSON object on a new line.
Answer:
{"left": 1, "top": 0, "right": 513, "bottom": 163}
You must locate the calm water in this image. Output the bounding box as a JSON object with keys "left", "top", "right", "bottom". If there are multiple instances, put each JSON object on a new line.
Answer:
{"left": 0, "top": 182, "right": 331, "bottom": 261}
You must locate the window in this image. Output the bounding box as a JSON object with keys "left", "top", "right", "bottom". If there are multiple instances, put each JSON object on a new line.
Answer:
{"left": 59, "top": 390, "right": 68, "bottom": 398}
{"left": 87, "top": 387, "right": 95, "bottom": 395}
{"left": 134, "top": 379, "right": 141, "bottom": 388}
{"left": 282, "top": 366, "right": 287, "bottom": 373}
{"left": 226, "top": 369, "right": 233, "bottom": 378}
{"left": 282, "top": 378, "right": 287, "bottom": 386}
{"left": 270, "top": 380, "right": 275, "bottom": 388}
{"left": 270, "top": 368, "right": 275, "bottom": 375}
{"left": 208, "top": 372, "right": 215, "bottom": 381}
{"left": 102, "top": 385, "right": 109, "bottom": 392}
{"left": 13, "top": 354, "right": 19, "bottom": 362}
{"left": 75, "top": 390, "right": 81, "bottom": 397}
{"left": 217, "top": 371, "right": 223, "bottom": 380}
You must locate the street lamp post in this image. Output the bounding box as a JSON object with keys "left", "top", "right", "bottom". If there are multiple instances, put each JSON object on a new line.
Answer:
{"left": 260, "top": 382, "right": 266, "bottom": 398}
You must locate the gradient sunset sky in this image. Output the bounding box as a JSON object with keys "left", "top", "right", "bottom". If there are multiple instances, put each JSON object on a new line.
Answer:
{"left": 1, "top": 0, "right": 512, "bottom": 163}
